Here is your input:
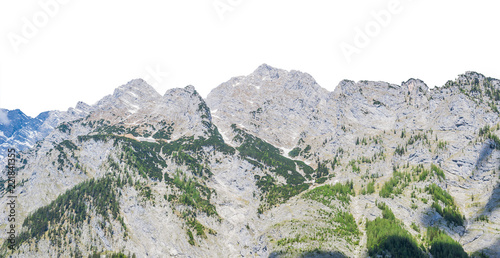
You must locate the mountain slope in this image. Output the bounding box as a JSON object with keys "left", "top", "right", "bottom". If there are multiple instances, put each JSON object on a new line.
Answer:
{"left": 0, "top": 67, "right": 499, "bottom": 257}
{"left": 0, "top": 102, "right": 93, "bottom": 166}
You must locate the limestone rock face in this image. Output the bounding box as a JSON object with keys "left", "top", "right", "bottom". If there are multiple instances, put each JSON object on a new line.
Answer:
{"left": 207, "top": 64, "right": 334, "bottom": 149}
{"left": 1, "top": 66, "right": 500, "bottom": 257}
{"left": 0, "top": 102, "right": 93, "bottom": 166}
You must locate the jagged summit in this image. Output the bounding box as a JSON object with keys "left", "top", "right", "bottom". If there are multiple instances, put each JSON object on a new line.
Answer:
{"left": 92, "top": 79, "right": 160, "bottom": 115}
{"left": 209, "top": 63, "right": 325, "bottom": 95}
{"left": 252, "top": 63, "right": 282, "bottom": 79}
{"left": 58, "top": 80, "right": 215, "bottom": 142}
{"left": 403, "top": 78, "right": 427, "bottom": 87}
{"left": 112, "top": 78, "right": 161, "bottom": 101}
{"left": 183, "top": 84, "right": 196, "bottom": 93}
{"left": 207, "top": 64, "right": 332, "bottom": 148}
{"left": 402, "top": 78, "right": 429, "bottom": 93}
{"left": 462, "top": 71, "right": 486, "bottom": 79}
{"left": 75, "top": 101, "right": 92, "bottom": 111}
{"left": 0, "top": 109, "right": 33, "bottom": 135}
{"left": 450, "top": 71, "right": 483, "bottom": 85}
{"left": 35, "top": 110, "right": 51, "bottom": 121}
{"left": 1, "top": 67, "right": 500, "bottom": 257}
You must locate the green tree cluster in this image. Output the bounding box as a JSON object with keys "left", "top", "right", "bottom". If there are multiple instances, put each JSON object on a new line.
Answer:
{"left": 366, "top": 203, "right": 425, "bottom": 257}
{"left": 427, "top": 227, "right": 467, "bottom": 258}
{"left": 170, "top": 170, "right": 217, "bottom": 217}
{"left": 361, "top": 181, "right": 375, "bottom": 195}
{"left": 13, "top": 176, "right": 122, "bottom": 249}
{"left": 379, "top": 169, "right": 411, "bottom": 198}
{"left": 303, "top": 181, "right": 355, "bottom": 208}
{"left": 426, "top": 184, "right": 464, "bottom": 226}
{"left": 430, "top": 164, "right": 446, "bottom": 180}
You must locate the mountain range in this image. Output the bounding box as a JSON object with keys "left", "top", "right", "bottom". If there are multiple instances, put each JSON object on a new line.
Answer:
{"left": 0, "top": 64, "right": 499, "bottom": 257}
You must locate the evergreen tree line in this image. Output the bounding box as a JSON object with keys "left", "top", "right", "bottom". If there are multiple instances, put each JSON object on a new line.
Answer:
{"left": 12, "top": 176, "right": 121, "bottom": 249}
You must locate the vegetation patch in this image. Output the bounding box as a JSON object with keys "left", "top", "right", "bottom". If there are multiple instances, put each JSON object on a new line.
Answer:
{"left": 394, "top": 145, "right": 406, "bottom": 156}
{"left": 330, "top": 211, "right": 360, "bottom": 244}
{"left": 348, "top": 159, "right": 361, "bottom": 173}
{"left": 11, "top": 176, "right": 123, "bottom": 250}
{"left": 152, "top": 122, "right": 174, "bottom": 140}
{"left": 232, "top": 125, "right": 314, "bottom": 211}
{"left": 413, "top": 164, "right": 429, "bottom": 181}
{"left": 303, "top": 181, "right": 355, "bottom": 208}
{"left": 163, "top": 168, "right": 218, "bottom": 245}
{"left": 167, "top": 169, "right": 217, "bottom": 217}
{"left": 426, "top": 227, "right": 467, "bottom": 258}
{"left": 121, "top": 139, "right": 166, "bottom": 181}
{"left": 430, "top": 164, "right": 446, "bottom": 181}
{"left": 426, "top": 184, "right": 464, "bottom": 226}
{"left": 88, "top": 252, "right": 137, "bottom": 258}
{"left": 366, "top": 202, "right": 425, "bottom": 257}
{"left": 379, "top": 169, "right": 411, "bottom": 198}
{"left": 256, "top": 175, "right": 309, "bottom": 213}
{"left": 51, "top": 139, "right": 81, "bottom": 171}
{"left": 273, "top": 208, "right": 359, "bottom": 255}
{"left": 232, "top": 125, "right": 307, "bottom": 185}
{"left": 361, "top": 180, "right": 375, "bottom": 195}
{"left": 287, "top": 144, "right": 312, "bottom": 159}
{"left": 407, "top": 133, "right": 429, "bottom": 146}
{"left": 288, "top": 147, "right": 301, "bottom": 157}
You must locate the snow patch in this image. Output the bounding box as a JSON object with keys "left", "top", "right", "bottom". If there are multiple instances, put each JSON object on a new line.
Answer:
{"left": 128, "top": 91, "right": 138, "bottom": 98}
{"left": 136, "top": 136, "right": 156, "bottom": 143}
{"left": 121, "top": 98, "right": 140, "bottom": 113}
{"left": 280, "top": 147, "right": 292, "bottom": 158}
{"left": 219, "top": 130, "right": 234, "bottom": 147}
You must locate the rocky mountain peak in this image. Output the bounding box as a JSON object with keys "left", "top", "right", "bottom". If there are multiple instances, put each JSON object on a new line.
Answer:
{"left": 456, "top": 71, "right": 486, "bottom": 86}
{"left": 249, "top": 64, "right": 322, "bottom": 93}
{"left": 75, "top": 101, "right": 92, "bottom": 112}
{"left": 207, "top": 64, "right": 332, "bottom": 148}
{"left": 34, "top": 111, "right": 51, "bottom": 121}
{"left": 332, "top": 79, "right": 357, "bottom": 96}
{"left": 1, "top": 67, "right": 500, "bottom": 257}
{"left": 66, "top": 101, "right": 93, "bottom": 118}
{"left": 463, "top": 71, "right": 485, "bottom": 79}
{"left": 252, "top": 63, "right": 281, "bottom": 79}
{"left": 67, "top": 82, "right": 215, "bottom": 142}
{"left": 160, "top": 85, "right": 214, "bottom": 137}
{"left": 0, "top": 109, "right": 31, "bottom": 136}
{"left": 163, "top": 85, "right": 203, "bottom": 103}
{"left": 93, "top": 79, "right": 161, "bottom": 114}
{"left": 112, "top": 78, "right": 161, "bottom": 100}
{"left": 402, "top": 78, "right": 429, "bottom": 94}
{"left": 183, "top": 85, "right": 197, "bottom": 94}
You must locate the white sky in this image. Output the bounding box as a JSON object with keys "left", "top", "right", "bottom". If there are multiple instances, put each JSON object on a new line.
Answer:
{"left": 1, "top": 0, "right": 499, "bottom": 117}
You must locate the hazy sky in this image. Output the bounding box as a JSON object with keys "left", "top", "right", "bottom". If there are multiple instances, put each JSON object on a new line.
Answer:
{"left": 1, "top": 1, "right": 499, "bottom": 117}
